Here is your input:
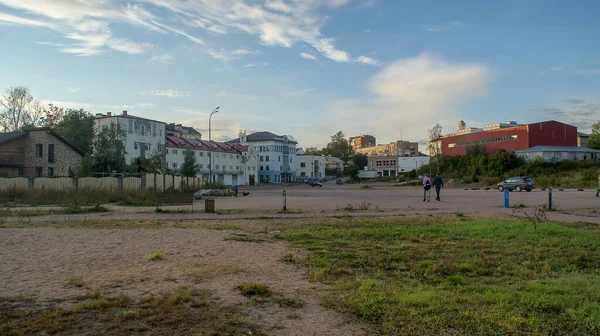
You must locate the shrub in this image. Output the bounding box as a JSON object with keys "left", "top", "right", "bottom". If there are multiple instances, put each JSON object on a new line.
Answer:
{"left": 236, "top": 282, "right": 270, "bottom": 296}
{"left": 146, "top": 250, "right": 164, "bottom": 261}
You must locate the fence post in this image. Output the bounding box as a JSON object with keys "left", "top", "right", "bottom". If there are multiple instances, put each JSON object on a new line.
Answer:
{"left": 282, "top": 190, "right": 287, "bottom": 211}
{"left": 73, "top": 177, "right": 78, "bottom": 192}
{"left": 117, "top": 176, "right": 124, "bottom": 192}
{"left": 28, "top": 177, "right": 34, "bottom": 191}
{"left": 163, "top": 174, "right": 166, "bottom": 192}
{"left": 548, "top": 188, "right": 553, "bottom": 210}
{"left": 140, "top": 173, "right": 146, "bottom": 191}
{"left": 172, "top": 175, "right": 175, "bottom": 190}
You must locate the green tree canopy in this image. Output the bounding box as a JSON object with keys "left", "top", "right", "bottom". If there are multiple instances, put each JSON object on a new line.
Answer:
{"left": 53, "top": 108, "right": 95, "bottom": 154}
{"left": 92, "top": 122, "right": 127, "bottom": 174}
{"left": 351, "top": 153, "right": 368, "bottom": 169}
{"left": 326, "top": 131, "right": 350, "bottom": 160}
{"left": 180, "top": 150, "right": 197, "bottom": 177}
{"left": 587, "top": 121, "right": 600, "bottom": 150}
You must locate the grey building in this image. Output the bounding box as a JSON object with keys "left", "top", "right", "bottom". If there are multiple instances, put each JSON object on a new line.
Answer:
{"left": 514, "top": 146, "right": 600, "bottom": 162}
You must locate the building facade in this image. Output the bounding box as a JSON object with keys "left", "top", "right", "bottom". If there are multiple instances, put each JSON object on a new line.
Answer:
{"left": 437, "top": 120, "right": 578, "bottom": 156}
{"left": 578, "top": 132, "right": 590, "bottom": 148}
{"left": 95, "top": 111, "right": 166, "bottom": 164}
{"left": 165, "top": 136, "right": 257, "bottom": 185}
{"left": 0, "top": 128, "right": 83, "bottom": 177}
{"left": 296, "top": 155, "right": 325, "bottom": 179}
{"left": 366, "top": 155, "right": 430, "bottom": 176}
{"left": 228, "top": 131, "right": 297, "bottom": 183}
{"left": 349, "top": 135, "right": 376, "bottom": 151}
{"left": 515, "top": 146, "right": 600, "bottom": 162}
{"left": 355, "top": 140, "right": 419, "bottom": 157}
{"left": 166, "top": 123, "right": 202, "bottom": 140}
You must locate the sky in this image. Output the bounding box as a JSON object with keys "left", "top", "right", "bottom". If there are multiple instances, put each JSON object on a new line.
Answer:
{"left": 0, "top": 0, "right": 599, "bottom": 149}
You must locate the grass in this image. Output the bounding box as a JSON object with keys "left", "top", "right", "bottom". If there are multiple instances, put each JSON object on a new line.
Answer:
{"left": 278, "top": 217, "right": 600, "bottom": 335}
{"left": 0, "top": 187, "right": 158, "bottom": 207}
{"left": 63, "top": 277, "right": 85, "bottom": 288}
{"left": 0, "top": 288, "right": 264, "bottom": 335}
{"left": 224, "top": 234, "right": 264, "bottom": 243}
{"left": 145, "top": 249, "right": 164, "bottom": 261}
{"left": 282, "top": 253, "right": 295, "bottom": 263}
{"left": 277, "top": 209, "right": 303, "bottom": 214}
{"left": 3, "top": 204, "right": 110, "bottom": 217}
{"left": 237, "top": 282, "right": 270, "bottom": 297}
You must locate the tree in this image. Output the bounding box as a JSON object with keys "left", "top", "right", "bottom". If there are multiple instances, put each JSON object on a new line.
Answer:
{"left": 304, "top": 147, "right": 324, "bottom": 155}
{"left": 1, "top": 86, "right": 34, "bottom": 131}
{"left": 427, "top": 123, "right": 443, "bottom": 157}
{"left": 351, "top": 153, "right": 368, "bottom": 169}
{"left": 180, "top": 150, "right": 197, "bottom": 177}
{"left": 587, "top": 121, "right": 600, "bottom": 150}
{"left": 326, "top": 131, "right": 350, "bottom": 160}
{"left": 53, "top": 108, "right": 95, "bottom": 154}
{"left": 92, "top": 122, "right": 127, "bottom": 174}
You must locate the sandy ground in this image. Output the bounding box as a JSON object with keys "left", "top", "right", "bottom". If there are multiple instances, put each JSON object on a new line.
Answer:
{"left": 0, "top": 227, "right": 363, "bottom": 336}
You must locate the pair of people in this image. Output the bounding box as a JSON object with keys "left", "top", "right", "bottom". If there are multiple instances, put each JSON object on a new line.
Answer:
{"left": 423, "top": 172, "right": 444, "bottom": 202}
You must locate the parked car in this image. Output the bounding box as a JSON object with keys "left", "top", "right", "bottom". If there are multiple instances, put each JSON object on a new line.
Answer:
{"left": 308, "top": 180, "right": 322, "bottom": 187}
{"left": 497, "top": 176, "right": 534, "bottom": 192}
{"left": 336, "top": 178, "right": 344, "bottom": 185}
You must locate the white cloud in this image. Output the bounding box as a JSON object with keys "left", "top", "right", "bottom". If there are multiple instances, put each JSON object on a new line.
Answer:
{"left": 207, "top": 48, "right": 258, "bottom": 61}
{"left": 244, "top": 63, "right": 256, "bottom": 68}
{"left": 139, "top": 103, "right": 158, "bottom": 108}
{"left": 67, "top": 87, "right": 82, "bottom": 93}
{"left": 355, "top": 55, "right": 380, "bottom": 66}
{"left": 300, "top": 52, "right": 317, "bottom": 60}
{"left": 107, "top": 38, "right": 153, "bottom": 54}
{"left": 426, "top": 21, "right": 467, "bottom": 32}
{"left": 0, "top": 11, "right": 56, "bottom": 29}
{"left": 574, "top": 69, "right": 600, "bottom": 75}
{"left": 283, "top": 88, "right": 315, "bottom": 96}
{"left": 301, "top": 53, "right": 492, "bottom": 146}
{"left": 147, "top": 53, "right": 173, "bottom": 65}
{"left": 148, "top": 89, "right": 191, "bottom": 98}
{"left": 364, "top": 28, "right": 371, "bottom": 33}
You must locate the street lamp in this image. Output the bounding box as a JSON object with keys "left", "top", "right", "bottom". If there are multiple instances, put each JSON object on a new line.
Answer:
{"left": 412, "top": 158, "right": 419, "bottom": 178}
{"left": 209, "top": 107, "right": 219, "bottom": 184}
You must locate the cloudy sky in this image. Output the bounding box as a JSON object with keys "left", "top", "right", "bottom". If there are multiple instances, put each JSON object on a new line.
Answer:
{"left": 0, "top": 0, "right": 599, "bottom": 147}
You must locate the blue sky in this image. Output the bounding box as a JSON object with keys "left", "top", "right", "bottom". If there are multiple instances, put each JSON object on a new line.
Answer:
{"left": 0, "top": 0, "right": 599, "bottom": 148}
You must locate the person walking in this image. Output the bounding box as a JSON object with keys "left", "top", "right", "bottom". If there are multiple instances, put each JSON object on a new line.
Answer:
{"left": 433, "top": 172, "right": 444, "bottom": 201}
{"left": 423, "top": 173, "right": 431, "bottom": 202}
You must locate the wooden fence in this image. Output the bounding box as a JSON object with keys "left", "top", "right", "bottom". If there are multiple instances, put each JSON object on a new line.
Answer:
{"left": 0, "top": 174, "right": 202, "bottom": 192}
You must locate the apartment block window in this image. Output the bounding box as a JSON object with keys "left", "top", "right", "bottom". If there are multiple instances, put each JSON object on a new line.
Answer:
{"left": 173, "top": 163, "right": 178, "bottom": 168}
{"left": 47, "top": 144, "right": 55, "bottom": 163}
{"left": 199, "top": 164, "right": 204, "bottom": 169}
{"left": 236, "top": 155, "right": 239, "bottom": 159}
{"left": 278, "top": 156, "right": 281, "bottom": 162}
{"left": 266, "top": 156, "right": 270, "bottom": 162}
{"left": 260, "top": 156, "right": 264, "bottom": 162}
{"left": 35, "top": 144, "right": 43, "bottom": 157}
{"left": 47, "top": 167, "right": 54, "bottom": 177}
{"left": 36, "top": 167, "right": 42, "bottom": 177}
{"left": 260, "top": 166, "right": 264, "bottom": 171}
{"left": 140, "top": 125, "right": 146, "bottom": 135}
{"left": 173, "top": 149, "right": 178, "bottom": 154}
{"left": 301, "top": 162, "right": 306, "bottom": 167}
{"left": 199, "top": 152, "right": 204, "bottom": 157}
{"left": 300, "top": 172, "right": 305, "bottom": 177}
{"left": 266, "top": 165, "right": 270, "bottom": 171}
{"left": 236, "top": 166, "right": 239, "bottom": 170}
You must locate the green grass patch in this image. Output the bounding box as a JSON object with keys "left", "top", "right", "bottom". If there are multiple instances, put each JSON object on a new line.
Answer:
{"left": 145, "top": 249, "right": 164, "bottom": 261}
{"left": 279, "top": 217, "right": 600, "bottom": 335}
{"left": 4, "top": 204, "right": 110, "bottom": 217}
{"left": 236, "top": 282, "right": 270, "bottom": 297}
{"left": 224, "top": 234, "right": 264, "bottom": 243}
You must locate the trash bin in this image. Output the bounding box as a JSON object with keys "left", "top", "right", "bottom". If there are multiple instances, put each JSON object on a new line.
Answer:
{"left": 205, "top": 199, "right": 215, "bottom": 213}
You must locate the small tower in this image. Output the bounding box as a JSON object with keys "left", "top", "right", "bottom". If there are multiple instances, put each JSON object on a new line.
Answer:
{"left": 458, "top": 119, "right": 466, "bottom": 131}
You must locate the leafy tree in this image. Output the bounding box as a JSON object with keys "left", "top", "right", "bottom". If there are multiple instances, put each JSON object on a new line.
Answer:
{"left": 92, "top": 122, "right": 127, "bottom": 174}
{"left": 180, "top": 150, "right": 197, "bottom": 177}
{"left": 427, "top": 123, "right": 443, "bottom": 157}
{"left": 351, "top": 153, "right": 368, "bottom": 169}
{"left": 326, "top": 131, "right": 350, "bottom": 160}
{"left": 587, "top": 121, "right": 600, "bottom": 150}
{"left": 53, "top": 108, "right": 95, "bottom": 154}
{"left": 304, "top": 147, "right": 324, "bottom": 155}
{"left": 78, "top": 155, "right": 94, "bottom": 177}
{"left": 0, "top": 86, "right": 47, "bottom": 131}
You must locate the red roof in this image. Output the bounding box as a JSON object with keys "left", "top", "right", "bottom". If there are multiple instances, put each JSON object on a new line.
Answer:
{"left": 166, "top": 136, "right": 248, "bottom": 154}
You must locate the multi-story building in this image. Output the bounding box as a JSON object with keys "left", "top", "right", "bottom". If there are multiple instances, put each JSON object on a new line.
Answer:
{"left": 324, "top": 156, "right": 345, "bottom": 173}
{"left": 296, "top": 154, "right": 325, "bottom": 179}
{"left": 355, "top": 140, "right": 419, "bottom": 157}
{"left": 578, "top": 132, "right": 590, "bottom": 147}
{"left": 95, "top": 111, "right": 166, "bottom": 164}
{"left": 165, "top": 136, "right": 257, "bottom": 185}
{"left": 435, "top": 120, "right": 578, "bottom": 156}
{"left": 0, "top": 128, "right": 83, "bottom": 177}
{"left": 166, "top": 123, "right": 202, "bottom": 140}
{"left": 228, "top": 131, "right": 297, "bottom": 183}
{"left": 349, "top": 135, "right": 376, "bottom": 151}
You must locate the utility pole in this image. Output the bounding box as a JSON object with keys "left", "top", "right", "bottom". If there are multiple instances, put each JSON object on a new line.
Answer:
{"left": 209, "top": 107, "right": 219, "bottom": 184}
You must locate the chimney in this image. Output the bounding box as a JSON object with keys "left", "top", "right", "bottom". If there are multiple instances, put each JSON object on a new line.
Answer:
{"left": 107, "top": 112, "right": 112, "bottom": 117}
{"left": 122, "top": 110, "right": 128, "bottom": 116}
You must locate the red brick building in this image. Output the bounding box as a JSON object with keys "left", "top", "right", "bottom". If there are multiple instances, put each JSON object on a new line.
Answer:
{"left": 438, "top": 120, "right": 577, "bottom": 156}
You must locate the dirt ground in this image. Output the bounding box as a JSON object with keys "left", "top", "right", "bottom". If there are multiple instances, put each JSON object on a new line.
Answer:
{"left": 0, "top": 226, "right": 363, "bottom": 336}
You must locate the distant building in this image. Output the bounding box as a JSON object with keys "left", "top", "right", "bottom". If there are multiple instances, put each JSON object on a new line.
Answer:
{"left": 515, "top": 146, "right": 600, "bottom": 162}
{"left": 296, "top": 155, "right": 325, "bottom": 179}
{"left": 355, "top": 140, "right": 419, "bottom": 157}
{"left": 578, "top": 132, "right": 590, "bottom": 148}
{"left": 95, "top": 111, "right": 166, "bottom": 164}
{"left": 0, "top": 128, "right": 83, "bottom": 177}
{"left": 228, "top": 131, "right": 298, "bottom": 183}
{"left": 349, "top": 135, "right": 376, "bottom": 151}
{"left": 166, "top": 123, "right": 202, "bottom": 140}
{"left": 367, "top": 155, "right": 429, "bottom": 177}
{"left": 435, "top": 120, "right": 578, "bottom": 156}
{"left": 324, "top": 156, "right": 344, "bottom": 173}
{"left": 166, "top": 136, "right": 257, "bottom": 185}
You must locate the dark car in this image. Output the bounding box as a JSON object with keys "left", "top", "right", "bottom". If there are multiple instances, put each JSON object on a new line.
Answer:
{"left": 497, "top": 176, "right": 534, "bottom": 192}
{"left": 308, "top": 179, "right": 322, "bottom": 187}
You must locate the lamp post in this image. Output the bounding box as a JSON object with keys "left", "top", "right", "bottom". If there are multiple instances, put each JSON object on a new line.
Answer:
{"left": 209, "top": 107, "right": 219, "bottom": 184}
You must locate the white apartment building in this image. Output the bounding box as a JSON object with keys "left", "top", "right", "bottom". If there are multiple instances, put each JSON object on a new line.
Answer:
{"left": 94, "top": 111, "right": 166, "bottom": 164}
{"left": 228, "top": 131, "right": 297, "bottom": 183}
{"left": 165, "top": 135, "right": 258, "bottom": 185}
{"left": 296, "top": 155, "right": 325, "bottom": 179}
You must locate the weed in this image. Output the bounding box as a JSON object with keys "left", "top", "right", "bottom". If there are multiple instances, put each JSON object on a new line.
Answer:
{"left": 224, "top": 234, "right": 264, "bottom": 243}
{"left": 146, "top": 249, "right": 164, "bottom": 261}
{"left": 115, "top": 310, "right": 138, "bottom": 321}
{"left": 276, "top": 297, "right": 304, "bottom": 308}
{"left": 446, "top": 275, "right": 465, "bottom": 286}
{"left": 286, "top": 313, "right": 301, "bottom": 319}
{"left": 282, "top": 253, "right": 295, "bottom": 263}
{"left": 236, "top": 282, "right": 270, "bottom": 297}
{"left": 64, "top": 277, "right": 85, "bottom": 288}
{"left": 277, "top": 209, "right": 302, "bottom": 214}
{"left": 455, "top": 212, "right": 464, "bottom": 217}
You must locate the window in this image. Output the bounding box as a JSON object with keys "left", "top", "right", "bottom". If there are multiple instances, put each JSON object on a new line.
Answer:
{"left": 278, "top": 156, "right": 281, "bottom": 162}
{"left": 199, "top": 152, "right": 204, "bottom": 157}
{"left": 18, "top": 168, "right": 24, "bottom": 177}
{"left": 236, "top": 166, "right": 239, "bottom": 170}
{"left": 173, "top": 149, "right": 178, "bottom": 154}
{"left": 47, "top": 167, "right": 54, "bottom": 177}
{"left": 216, "top": 165, "right": 220, "bottom": 169}
{"left": 290, "top": 157, "right": 292, "bottom": 163}
{"left": 199, "top": 164, "right": 204, "bottom": 169}
{"left": 266, "top": 156, "right": 270, "bottom": 162}
{"left": 215, "top": 153, "right": 219, "bottom": 157}
{"left": 260, "top": 156, "right": 264, "bottom": 162}
{"left": 36, "top": 167, "right": 42, "bottom": 177}
{"left": 35, "top": 144, "right": 43, "bottom": 157}
{"left": 301, "top": 162, "right": 306, "bottom": 167}
{"left": 236, "top": 155, "right": 239, "bottom": 159}
{"left": 173, "top": 163, "right": 178, "bottom": 168}
{"left": 266, "top": 165, "right": 270, "bottom": 171}
{"left": 280, "top": 166, "right": 282, "bottom": 171}
{"left": 48, "top": 144, "right": 55, "bottom": 163}
{"left": 140, "top": 125, "right": 146, "bottom": 135}
{"left": 300, "top": 172, "right": 305, "bottom": 177}
{"left": 260, "top": 165, "right": 264, "bottom": 171}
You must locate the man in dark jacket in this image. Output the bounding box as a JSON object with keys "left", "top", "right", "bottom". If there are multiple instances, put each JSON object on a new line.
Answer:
{"left": 433, "top": 172, "right": 444, "bottom": 201}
